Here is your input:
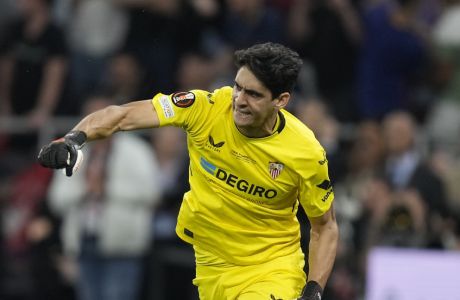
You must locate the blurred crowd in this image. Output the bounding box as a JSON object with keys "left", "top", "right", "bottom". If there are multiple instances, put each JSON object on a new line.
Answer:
{"left": 1, "top": 0, "right": 460, "bottom": 299}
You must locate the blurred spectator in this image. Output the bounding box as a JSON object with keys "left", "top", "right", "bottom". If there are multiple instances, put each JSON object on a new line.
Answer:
{"left": 417, "top": 0, "right": 443, "bottom": 26}
{"left": 149, "top": 126, "right": 195, "bottom": 300}
{"left": 357, "top": 111, "right": 448, "bottom": 252}
{"left": 26, "top": 199, "right": 76, "bottom": 300}
{"left": 47, "top": 96, "right": 162, "bottom": 300}
{"left": 221, "top": 0, "right": 285, "bottom": 49}
{"left": 287, "top": 0, "right": 363, "bottom": 122}
{"left": 1, "top": 163, "right": 53, "bottom": 299}
{"left": 64, "top": 0, "right": 129, "bottom": 112}
{"left": 431, "top": 0, "right": 460, "bottom": 101}
{"left": 355, "top": 0, "right": 428, "bottom": 120}
{"left": 295, "top": 99, "right": 340, "bottom": 154}
{"left": 120, "top": 0, "right": 223, "bottom": 93}
{"left": 330, "top": 121, "right": 385, "bottom": 299}
{"left": 430, "top": 146, "right": 460, "bottom": 219}
{"left": 294, "top": 98, "right": 344, "bottom": 180}
{"left": 335, "top": 121, "right": 385, "bottom": 249}
{"left": 382, "top": 111, "right": 446, "bottom": 219}
{"left": 151, "top": 126, "right": 188, "bottom": 243}
{"left": 294, "top": 98, "right": 351, "bottom": 300}
{"left": 176, "top": 51, "right": 219, "bottom": 91}
{"left": 102, "top": 52, "right": 149, "bottom": 105}
{"left": 431, "top": 148, "right": 460, "bottom": 250}
{"left": 426, "top": 0, "right": 460, "bottom": 153}
{"left": 0, "top": 0, "right": 68, "bottom": 152}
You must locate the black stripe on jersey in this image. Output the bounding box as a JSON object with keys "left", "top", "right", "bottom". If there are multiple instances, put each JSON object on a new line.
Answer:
{"left": 276, "top": 111, "right": 286, "bottom": 133}
{"left": 184, "top": 228, "right": 194, "bottom": 238}
{"left": 316, "top": 180, "right": 332, "bottom": 190}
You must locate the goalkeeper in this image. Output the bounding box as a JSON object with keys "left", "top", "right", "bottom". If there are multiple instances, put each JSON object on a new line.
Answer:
{"left": 38, "top": 43, "right": 338, "bottom": 300}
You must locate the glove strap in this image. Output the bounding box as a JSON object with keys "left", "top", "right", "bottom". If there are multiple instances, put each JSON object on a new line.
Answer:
{"left": 64, "top": 130, "right": 87, "bottom": 148}
{"left": 62, "top": 131, "right": 86, "bottom": 177}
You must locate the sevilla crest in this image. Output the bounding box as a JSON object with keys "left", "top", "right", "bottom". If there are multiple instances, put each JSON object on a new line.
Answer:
{"left": 269, "top": 162, "right": 284, "bottom": 179}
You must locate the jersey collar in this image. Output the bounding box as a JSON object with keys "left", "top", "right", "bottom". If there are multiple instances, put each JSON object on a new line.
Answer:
{"left": 275, "top": 111, "right": 286, "bottom": 134}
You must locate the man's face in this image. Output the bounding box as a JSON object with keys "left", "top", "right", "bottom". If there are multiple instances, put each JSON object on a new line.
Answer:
{"left": 383, "top": 113, "right": 414, "bottom": 155}
{"left": 232, "top": 66, "right": 278, "bottom": 137}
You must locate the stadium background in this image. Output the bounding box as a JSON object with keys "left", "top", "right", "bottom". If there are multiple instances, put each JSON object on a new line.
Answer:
{"left": 0, "top": 0, "right": 460, "bottom": 299}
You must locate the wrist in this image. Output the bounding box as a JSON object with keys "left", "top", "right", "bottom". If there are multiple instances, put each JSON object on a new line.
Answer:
{"left": 64, "top": 130, "right": 87, "bottom": 148}
{"left": 302, "top": 281, "right": 323, "bottom": 300}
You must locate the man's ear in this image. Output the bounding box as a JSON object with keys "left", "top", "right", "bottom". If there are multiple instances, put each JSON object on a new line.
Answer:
{"left": 274, "top": 92, "right": 291, "bottom": 109}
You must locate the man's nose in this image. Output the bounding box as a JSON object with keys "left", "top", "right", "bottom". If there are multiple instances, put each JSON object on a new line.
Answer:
{"left": 234, "top": 90, "right": 246, "bottom": 105}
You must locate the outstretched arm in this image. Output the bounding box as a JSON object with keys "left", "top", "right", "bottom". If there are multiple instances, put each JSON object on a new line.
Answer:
{"left": 73, "top": 100, "right": 160, "bottom": 141}
{"left": 301, "top": 205, "right": 339, "bottom": 299}
{"left": 38, "top": 100, "right": 160, "bottom": 175}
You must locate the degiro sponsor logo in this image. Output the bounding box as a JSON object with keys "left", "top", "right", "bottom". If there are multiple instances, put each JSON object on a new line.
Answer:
{"left": 200, "top": 157, "right": 277, "bottom": 199}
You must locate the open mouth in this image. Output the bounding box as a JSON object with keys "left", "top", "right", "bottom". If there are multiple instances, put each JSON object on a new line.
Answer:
{"left": 235, "top": 109, "right": 251, "bottom": 116}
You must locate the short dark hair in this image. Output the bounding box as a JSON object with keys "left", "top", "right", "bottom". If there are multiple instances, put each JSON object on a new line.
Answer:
{"left": 234, "top": 42, "right": 303, "bottom": 98}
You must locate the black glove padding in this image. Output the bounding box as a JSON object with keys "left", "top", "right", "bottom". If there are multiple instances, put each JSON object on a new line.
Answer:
{"left": 38, "top": 139, "right": 70, "bottom": 168}
{"left": 38, "top": 131, "right": 86, "bottom": 176}
{"left": 298, "top": 281, "right": 323, "bottom": 300}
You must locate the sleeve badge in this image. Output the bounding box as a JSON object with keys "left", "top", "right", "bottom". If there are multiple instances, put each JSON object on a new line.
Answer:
{"left": 172, "top": 92, "right": 195, "bottom": 108}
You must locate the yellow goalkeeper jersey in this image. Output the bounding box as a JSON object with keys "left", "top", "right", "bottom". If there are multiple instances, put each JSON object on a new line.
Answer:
{"left": 151, "top": 87, "right": 334, "bottom": 265}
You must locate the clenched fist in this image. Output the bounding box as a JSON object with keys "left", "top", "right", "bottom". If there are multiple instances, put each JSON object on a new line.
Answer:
{"left": 38, "top": 131, "right": 86, "bottom": 176}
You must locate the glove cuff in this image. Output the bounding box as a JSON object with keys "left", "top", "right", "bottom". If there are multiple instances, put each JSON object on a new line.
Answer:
{"left": 302, "top": 281, "right": 323, "bottom": 300}
{"left": 64, "top": 130, "right": 87, "bottom": 148}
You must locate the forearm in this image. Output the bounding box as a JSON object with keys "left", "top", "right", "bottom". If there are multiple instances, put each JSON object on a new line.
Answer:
{"left": 38, "top": 100, "right": 158, "bottom": 176}
{"left": 307, "top": 217, "right": 339, "bottom": 288}
{"left": 72, "top": 105, "right": 127, "bottom": 141}
{"left": 71, "top": 100, "right": 158, "bottom": 141}
{"left": 36, "top": 57, "right": 67, "bottom": 114}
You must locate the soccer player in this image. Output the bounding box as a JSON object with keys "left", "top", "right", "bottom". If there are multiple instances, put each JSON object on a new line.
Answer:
{"left": 38, "top": 43, "right": 338, "bottom": 300}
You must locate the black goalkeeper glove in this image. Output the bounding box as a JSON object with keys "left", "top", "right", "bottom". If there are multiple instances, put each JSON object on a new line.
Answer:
{"left": 38, "top": 130, "right": 86, "bottom": 177}
{"left": 298, "top": 281, "right": 323, "bottom": 300}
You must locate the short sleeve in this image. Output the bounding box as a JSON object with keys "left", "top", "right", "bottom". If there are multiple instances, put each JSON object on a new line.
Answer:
{"left": 298, "top": 149, "right": 334, "bottom": 218}
{"left": 151, "top": 88, "right": 220, "bottom": 136}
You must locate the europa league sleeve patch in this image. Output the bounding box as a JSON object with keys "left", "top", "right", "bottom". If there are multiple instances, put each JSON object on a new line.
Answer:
{"left": 172, "top": 91, "right": 195, "bottom": 108}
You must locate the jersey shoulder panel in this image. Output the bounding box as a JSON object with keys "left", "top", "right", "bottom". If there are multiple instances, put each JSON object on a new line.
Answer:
{"left": 281, "top": 110, "right": 334, "bottom": 217}
{"left": 281, "top": 109, "right": 325, "bottom": 163}
{"left": 151, "top": 87, "right": 232, "bottom": 135}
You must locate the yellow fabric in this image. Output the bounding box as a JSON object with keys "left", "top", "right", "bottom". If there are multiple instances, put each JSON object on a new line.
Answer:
{"left": 151, "top": 87, "right": 334, "bottom": 265}
{"left": 193, "top": 244, "right": 306, "bottom": 300}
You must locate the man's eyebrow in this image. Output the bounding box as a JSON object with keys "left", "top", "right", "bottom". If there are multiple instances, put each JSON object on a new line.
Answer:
{"left": 234, "top": 80, "right": 263, "bottom": 97}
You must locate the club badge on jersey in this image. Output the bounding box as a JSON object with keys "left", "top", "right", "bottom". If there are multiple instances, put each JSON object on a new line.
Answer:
{"left": 269, "top": 162, "right": 284, "bottom": 179}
